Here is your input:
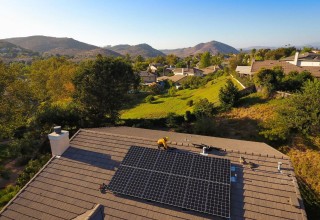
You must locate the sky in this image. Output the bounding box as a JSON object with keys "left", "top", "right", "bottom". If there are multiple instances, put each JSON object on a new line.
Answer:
{"left": 1, "top": 0, "right": 319, "bottom": 49}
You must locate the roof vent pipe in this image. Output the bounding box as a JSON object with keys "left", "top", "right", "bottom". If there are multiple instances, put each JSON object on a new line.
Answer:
{"left": 278, "top": 162, "right": 282, "bottom": 172}
{"left": 200, "top": 147, "right": 208, "bottom": 156}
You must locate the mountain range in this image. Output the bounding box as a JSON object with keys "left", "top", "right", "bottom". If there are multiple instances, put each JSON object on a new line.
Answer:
{"left": 161, "top": 41, "right": 239, "bottom": 56}
{"left": 0, "top": 36, "right": 241, "bottom": 61}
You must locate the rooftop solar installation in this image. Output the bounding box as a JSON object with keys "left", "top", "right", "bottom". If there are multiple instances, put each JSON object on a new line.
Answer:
{"left": 108, "top": 146, "right": 231, "bottom": 218}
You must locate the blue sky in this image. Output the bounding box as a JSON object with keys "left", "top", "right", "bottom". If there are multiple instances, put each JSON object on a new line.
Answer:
{"left": 1, "top": 0, "right": 319, "bottom": 49}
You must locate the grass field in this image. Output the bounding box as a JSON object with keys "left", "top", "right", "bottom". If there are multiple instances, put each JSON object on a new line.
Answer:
{"left": 121, "top": 75, "right": 241, "bottom": 119}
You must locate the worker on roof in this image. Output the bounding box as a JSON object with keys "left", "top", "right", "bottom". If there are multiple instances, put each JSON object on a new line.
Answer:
{"left": 157, "top": 137, "right": 169, "bottom": 150}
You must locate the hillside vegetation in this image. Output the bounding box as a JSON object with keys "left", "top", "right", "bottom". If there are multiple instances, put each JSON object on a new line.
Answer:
{"left": 107, "top": 43, "right": 165, "bottom": 57}
{"left": 121, "top": 76, "right": 241, "bottom": 119}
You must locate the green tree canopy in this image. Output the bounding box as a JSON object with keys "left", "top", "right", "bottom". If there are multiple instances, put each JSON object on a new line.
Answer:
{"left": 166, "top": 54, "right": 179, "bottom": 66}
{"left": 254, "top": 67, "right": 285, "bottom": 97}
{"left": 0, "top": 62, "right": 35, "bottom": 137}
{"left": 193, "top": 98, "right": 215, "bottom": 118}
{"left": 73, "top": 56, "right": 136, "bottom": 126}
{"left": 199, "top": 52, "right": 211, "bottom": 68}
{"left": 219, "top": 79, "right": 240, "bottom": 110}
{"left": 28, "top": 57, "right": 77, "bottom": 105}
{"left": 261, "top": 80, "right": 320, "bottom": 140}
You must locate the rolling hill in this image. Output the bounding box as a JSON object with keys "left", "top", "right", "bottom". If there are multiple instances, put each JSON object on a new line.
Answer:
{"left": 4, "top": 36, "right": 99, "bottom": 55}
{"left": 161, "top": 40, "right": 239, "bottom": 57}
{"left": 0, "top": 40, "right": 39, "bottom": 61}
{"left": 107, "top": 43, "right": 165, "bottom": 57}
{"left": 72, "top": 48, "right": 122, "bottom": 61}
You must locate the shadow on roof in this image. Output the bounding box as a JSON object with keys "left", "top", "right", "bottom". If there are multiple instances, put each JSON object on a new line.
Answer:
{"left": 62, "top": 146, "right": 120, "bottom": 170}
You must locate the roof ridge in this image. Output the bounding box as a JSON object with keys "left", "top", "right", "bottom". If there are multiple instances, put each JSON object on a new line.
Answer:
{"left": 81, "top": 129, "right": 287, "bottom": 159}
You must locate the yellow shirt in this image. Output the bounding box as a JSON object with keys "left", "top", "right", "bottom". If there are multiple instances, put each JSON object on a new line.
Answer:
{"left": 157, "top": 138, "right": 168, "bottom": 148}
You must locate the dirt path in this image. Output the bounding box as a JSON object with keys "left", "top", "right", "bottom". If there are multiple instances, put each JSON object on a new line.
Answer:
{"left": 0, "top": 159, "right": 24, "bottom": 189}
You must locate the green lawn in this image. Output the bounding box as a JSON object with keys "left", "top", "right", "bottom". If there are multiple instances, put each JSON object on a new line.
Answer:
{"left": 121, "top": 76, "right": 241, "bottom": 119}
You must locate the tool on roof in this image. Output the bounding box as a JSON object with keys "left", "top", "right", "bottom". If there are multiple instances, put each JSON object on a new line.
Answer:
{"left": 193, "top": 143, "right": 221, "bottom": 152}
{"left": 157, "top": 137, "right": 169, "bottom": 150}
{"left": 99, "top": 183, "right": 107, "bottom": 193}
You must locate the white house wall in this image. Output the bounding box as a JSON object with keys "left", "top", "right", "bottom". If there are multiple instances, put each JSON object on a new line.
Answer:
{"left": 287, "top": 61, "right": 320, "bottom": 67}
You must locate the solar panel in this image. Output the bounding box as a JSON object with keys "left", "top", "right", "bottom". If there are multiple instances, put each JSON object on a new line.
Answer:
{"left": 108, "top": 146, "right": 231, "bottom": 218}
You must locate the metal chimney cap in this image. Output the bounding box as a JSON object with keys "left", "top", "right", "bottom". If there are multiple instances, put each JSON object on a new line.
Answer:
{"left": 54, "top": 126, "right": 62, "bottom": 134}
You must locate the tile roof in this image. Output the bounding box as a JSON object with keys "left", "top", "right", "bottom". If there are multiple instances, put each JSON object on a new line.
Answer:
{"left": 251, "top": 60, "right": 320, "bottom": 78}
{"left": 0, "top": 127, "right": 307, "bottom": 220}
{"left": 157, "top": 75, "right": 187, "bottom": 83}
{"left": 235, "top": 66, "right": 252, "bottom": 75}
{"left": 281, "top": 52, "right": 320, "bottom": 61}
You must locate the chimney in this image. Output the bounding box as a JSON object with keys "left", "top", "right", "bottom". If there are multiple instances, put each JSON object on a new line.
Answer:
{"left": 293, "top": 52, "right": 299, "bottom": 66}
{"left": 48, "top": 126, "right": 70, "bottom": 156}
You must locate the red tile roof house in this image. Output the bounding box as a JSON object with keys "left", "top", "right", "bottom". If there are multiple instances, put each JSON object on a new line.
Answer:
{"left": 0, "top": 127, "right": 307, "bottom": 220}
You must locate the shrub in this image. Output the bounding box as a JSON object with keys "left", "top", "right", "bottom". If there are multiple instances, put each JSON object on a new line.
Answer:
{"left": 16, "top": 154, "right": 51, "bottom": 187}
{"left": 193, "top": 98, "right": 215, "bottom": 118}
{"left": 0, "top": 185, "right": 20, "bottom": 209}
{"left": 145, "top": 95, "right": 155, "bottom": 103}
{"left": 186, "top": 100, "right": 194, "bottom": 107}
{"left": 166, "top": 112, "right": 178, "bottom": 128}
{"left": 168, "top": 87, "right": 177, "bottom": 97}
{"left": 184, "top": 111, "right": 196, "bottom": 122}
{"left": 193, "top": 117, "right": 216, "bottom": 135}
{"left": 0, "top": 166, "right": 11, "bottom": 180}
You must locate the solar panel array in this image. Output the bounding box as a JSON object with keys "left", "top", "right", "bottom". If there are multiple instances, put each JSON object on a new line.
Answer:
{"left": 108, "top": 146, "right": 231, "bottom": 218}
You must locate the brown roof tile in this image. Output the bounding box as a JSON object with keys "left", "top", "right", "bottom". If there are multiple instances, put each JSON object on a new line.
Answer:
{"left": 0, "top": 127, "right": 306, "bottom": 220}
{"left": 251, "top": 60, "right": 320, "bottom": 78}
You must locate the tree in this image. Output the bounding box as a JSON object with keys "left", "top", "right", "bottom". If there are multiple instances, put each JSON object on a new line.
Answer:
{"left": 261, "top": 80, "right": 320, "bottom": 140}
{"left": 229, "top": 53, "right": 250, "bottom": 70}
{"left": 254, "top": 67, "right": 284, "bottom": 97}
{"left": 199, "top": 52, "right": 211, "bottom": 68}
{"left": 168, "top": 87, "right": 177, "bottom": 97}
{"left": 166, "top": 54, "right": 178, "bottom": 66}
{"left": 219, "top": 79, "right": 240, "bottom": 110}
{"left": 0, "top": 62, "right": 36, "bottom": 137}
{"left": 281, "top": 70, "right": 314, "bottom": 92}
{"left": 301, "top": 47, "right": 312, "bottom": 53}
{"left": 28, "top": 57, "right": 77, "bottom": 104}
{"left": 73, "top": 56, "right": 136, "bottom": 125}
{"left": 193, "top": 98, "right": 215, "bottom": 118}
{"left": 211, "top": 55, "right": 223, "bottom": 67}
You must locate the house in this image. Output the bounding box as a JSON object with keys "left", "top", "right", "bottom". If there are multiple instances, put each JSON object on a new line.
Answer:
{"left": 138, "top": 71, "right": 157, "bottom": 84}
{"left": 282, "top": 52, "right": 320, "bottom": 67}
{"left": 173, "top": 67, "right": 204, "bottom": 77}
{"left": 236, "top": 58, "right": 320, "bottom": 79}
{"left": 157, "top": 75, "right": 188, "bottom": 88}
{"left": 251, "top": 60, "right": 320, "bottom": 78}
{"left": 235, "top": 66, "right": 253, "bottom": 78}
{"left": 0, "top": 126, "right": 307, "bottom": 220}
{"left": 149, "top": 63, "right": 164, "bottom": 73}
{"left": 200, "top": 65, "right": 221, "bottom": 75}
